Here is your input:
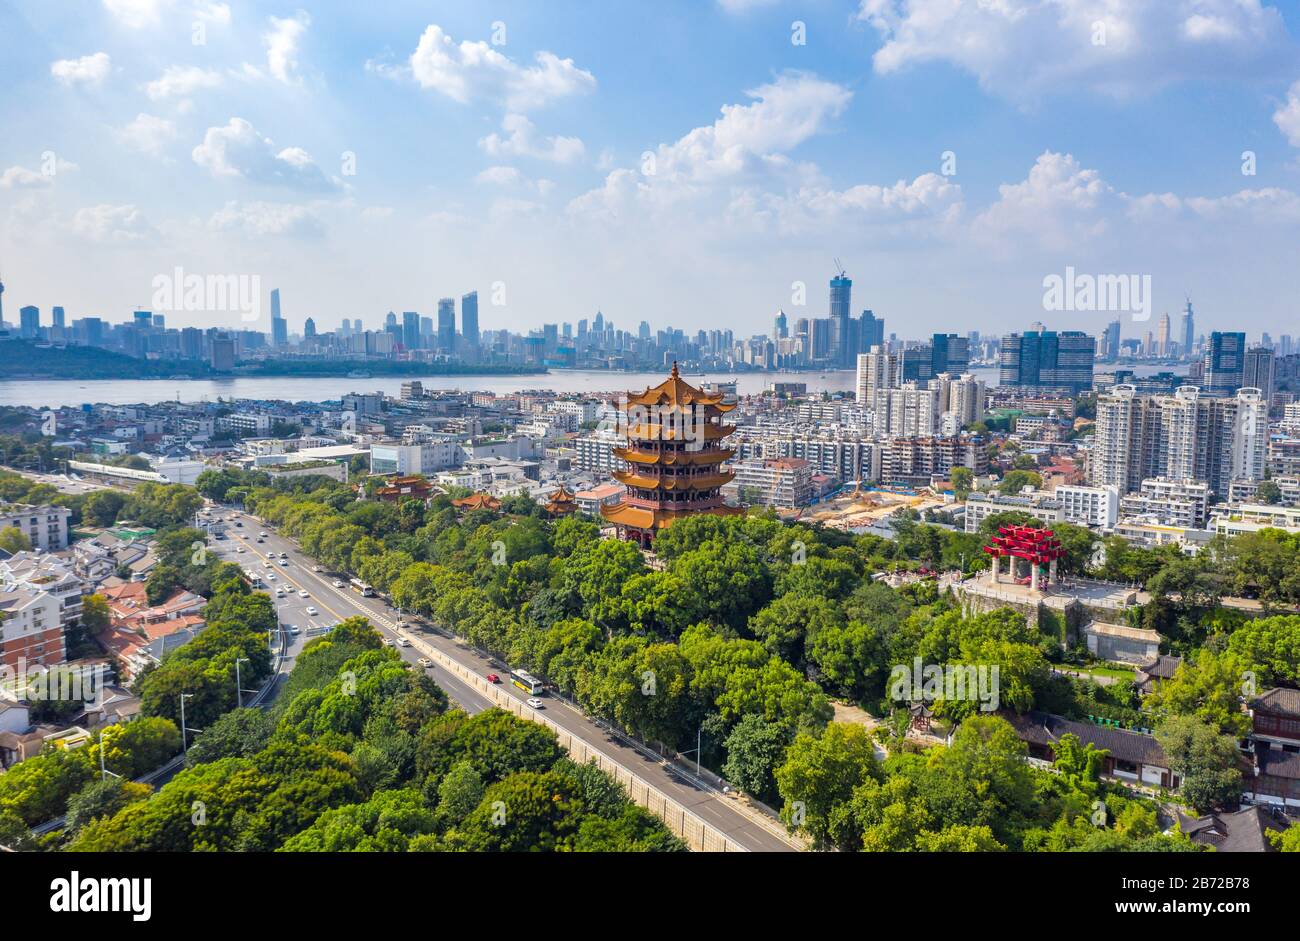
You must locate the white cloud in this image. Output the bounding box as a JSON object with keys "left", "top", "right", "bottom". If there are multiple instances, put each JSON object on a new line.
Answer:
{"left": 51, "top": 52, "right": 111, "bottom": 87}
{"left": 973, "top": 151, "right": 1117, "bottom": 248}
{"left": 0, "top": 166, "right": 52, "bottom": 189}
{"left": 402, "top": 24, "right": 595, "bottom": 110}
{"left": 1275, "top": 80, "right": 1300, "bottom": 147}
{"left": 753, "top": 172, "right": 964, "bottom": 235}
{"left": 193, "top": 1, "right": 230, "bottom": 25}
{"left": 102, "top": 0, "right": 171, "bottom": 29}
{"left": 192, "top": 117, "right": 336, "bottom": 190}
{"left": 117, "top": 113, "right": 177, "bottom": 156}
{"left": 569, "top": 71, "right": 850, "bottom": 219}
{"left": 475, "top": 166, "right": 522, "bottom": 186}
{"left": 72, "top": 204, "right": 154, "bottom": 242}
{"left": 479, "top": 114, "right": 584, "bottom": 164}
{"left": 265, "top": 10, "right": 310, "bottom": 84}
{"left": 145, "top": 65, "right": 223, "bottom": 100}
{"left": 209, "top": 200, "right": 325, "bottom": 237}
{"left": 857, "top": 0, "right": 1292, "bottom": 102}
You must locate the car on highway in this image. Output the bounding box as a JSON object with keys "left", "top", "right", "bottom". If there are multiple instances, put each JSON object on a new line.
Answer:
{"left": 266, "top": 573, "right": 276, "bottom": 581}
{"left": 263, "top": 560, "right": 273, "bottom": 568}
{"left": 280, "top": 552, "right": 288, "bottom": 559}
{"left": 256, "top": 537, "right": 264, "bottom": 543}
{"left": 234, "top": 521, "right": 242, "bottom": 527}
{"left": 382, "top": 639, "right": 394, "bottom": 647}
{"left": 279, "top": 559, "right": 289, "bottom": 566}
{"left": 417, "top": 657, "right": 433, "bottom": 668}
{"left": 298, "top": 589, "right": 309, "bottom": 598}
{"left": 289, "top": 625, "right": 301, "bottom": 636}
{"left": 485, "top": 673, "right": 500, "bottom": 683}
{"left": 305, "top": 606, "right": 318, "bottom": 616}
{"left": 235, "top": 547, "right": 245, "bottom": 553}
{"left": 333, "top": 580, "right": 345, "bottom": 588}
{"left": 312, "top": 565, "right": 322, "bottom": 572}
{"left": 527, "top": 698, "right": 544, "bottom": 709}
{"left": 260, "top": 532, "right": 268, "bottom": 537}
{"left": 396, "top": 637, "right": 411, "bottom": 647}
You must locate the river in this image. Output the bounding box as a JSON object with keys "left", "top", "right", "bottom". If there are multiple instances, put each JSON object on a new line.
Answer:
{"left": 0, "top": 363, "right": 1186, "bottom": 408}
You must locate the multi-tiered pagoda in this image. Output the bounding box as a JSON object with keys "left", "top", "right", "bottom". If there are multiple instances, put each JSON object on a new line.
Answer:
{"left": 601, "top": 363, "right": 742, "bottom": 547}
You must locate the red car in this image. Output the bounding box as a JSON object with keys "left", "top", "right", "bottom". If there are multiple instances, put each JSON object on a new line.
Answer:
{"left": 486, "top": 673, "right": 500, "bottom": 683}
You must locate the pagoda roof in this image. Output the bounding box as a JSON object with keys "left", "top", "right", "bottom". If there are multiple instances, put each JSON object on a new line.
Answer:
{"left": 616, "top": 446, "right": 735, "bottom": 466}
{"left": 613, "top": 469, "right": 734, "bottom": 491}
{"left": 600, "top": 501, "right": 743, "bottom": 531}
{"left": 625, "top": 423, "right": 733, "bottom": 441}
{"left": 452, "top": 492, "right": 501, "bottom": 511}
{"left": 623, "top": 363, "right": 736, "bottom": 412}
{"left": 544, "top": 486, "right": 578, "bottom": 514}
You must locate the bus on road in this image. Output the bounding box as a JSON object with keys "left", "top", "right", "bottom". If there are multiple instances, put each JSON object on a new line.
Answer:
{"left": 349, "top": 578, "right": 376, "bottom": 597}
{"left": 510, "top": 669, "right": 544, "bottom": 695}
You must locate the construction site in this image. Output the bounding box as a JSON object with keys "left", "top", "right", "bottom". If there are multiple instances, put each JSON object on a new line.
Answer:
{"left": 777, "top": 481, "right": 950, "bottom": 531}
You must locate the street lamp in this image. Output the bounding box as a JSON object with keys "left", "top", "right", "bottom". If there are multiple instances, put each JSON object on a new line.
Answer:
{"left": 98, "top": 728, "right": 123, "bottom": 782}
{"left": 235, "top": 656, "right": 252, "bottom": 709}
{"left": 179, "top": 693, "right": 202, "bottom": 752}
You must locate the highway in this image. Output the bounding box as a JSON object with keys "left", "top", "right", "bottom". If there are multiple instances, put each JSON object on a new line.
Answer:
{"left": 208, "top": 518, "right": 490, "bottom": 715}
{"left": 212, "top": 504, "right": 799, "bottom": 852}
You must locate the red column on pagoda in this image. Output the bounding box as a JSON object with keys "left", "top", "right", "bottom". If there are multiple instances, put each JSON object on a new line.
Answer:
{"left": 981, "top": 525, "right": 1065, "bottom": 591}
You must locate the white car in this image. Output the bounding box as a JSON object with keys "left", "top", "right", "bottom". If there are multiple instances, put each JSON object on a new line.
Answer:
{"left": 266, "top": 573, "right": 276, "bottom": 581}
{"left": 279, "top": 559, "right": 289, "bottom": 566}
{"left": 289, "top": 624, "right": 301, "bottom": 636}
{"left": 396, "top": 637, "right": 411, "bottom": 648}
{"left": 527, "top": 698, "right": 544, "bottom": 709}
{"left": 259, "top": 531, "right": 268, "bottom": 537}
{"left": 263, "top": 560, "right": 273, "bottom": 568}
{"left": 332, "top": 580, "right": 344, "bottom": 588}
{"left": 417, "top": 657, "right": 433, "bottom": 668}
{"left": 235, "top": 547, "right": 245, "bottom": 554}
{"left": 382, "top": 639, "right": 394, "bottom": 648}
{"left": 298, "top": 589, "right": 309, "bottom": 598}
{"left": 306, "top": 606, "right": 318, "bottom": 616}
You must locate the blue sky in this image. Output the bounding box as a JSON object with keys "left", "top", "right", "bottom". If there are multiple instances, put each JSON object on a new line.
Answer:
{"left": 2, "top": 0, "right": 1299, "bottom": 343}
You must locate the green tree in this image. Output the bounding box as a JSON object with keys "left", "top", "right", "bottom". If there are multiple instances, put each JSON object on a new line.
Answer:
{"left": 722, "top": 714, "right": 791, "bottom": 803}
{"left": 775, "top": 722, "right": 881, "bottom": 849}
{"left": 0, "top": 526, "right": 31, "bottom": 554}
{"left": 1156, "top": 716, "right": 1243, "bottom": 813}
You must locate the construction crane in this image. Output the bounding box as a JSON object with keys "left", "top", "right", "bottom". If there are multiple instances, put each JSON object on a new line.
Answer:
{"left": 833, "top": 257, "right": 846, "bottom": 278}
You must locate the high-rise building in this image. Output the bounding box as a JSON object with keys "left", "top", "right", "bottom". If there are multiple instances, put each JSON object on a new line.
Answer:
{"left": 51, "top": 306, "right": 65, "bottom": 329}
{"left": 1204, "top": 331, "right": 1246, "bottom": 395}
{"left": 210, "top": 333, "right": 236, "bottom": 371}
{"left": 1156, "top": 312, "right": 1170, "bottom": 357}
{"left": 19, "top": 305, "right": 39, "bottom": 338}
{"left": 999, "top": 329, "right": 1095, "bottom": 394}
{"left": 1179, "top": 300, "right": 1195, "bottom": 360}
{"left": 830, "top": 269, "right": 851, "bottom": 366}
{"left": 1244, "top": 346, "right": 1276, "bottom": 402}
{"left": 859, "top": 310, "right": 884, "bottom": 352}
{"left": 930, "top": 333, "right": 969, "bottom": 376}
{"left": 932, "top": 372, "right": 985, "bottom": 432}
{"left": 1091, "top": 385, "right": 1266, "bottom": 497}
{"left": 304, "top": 317, "right": 317, "bottom": 338}
{"left": 402, "top": 311, "right": 420, "bottom": 349}
{"left": 872, "top": 382, "right": 938, "bottom": 437}
{"left": 1103, "top": 319, "right": 1121, "bottom": 361}
{"left": 461, "top": 291, "right": 479, "bottom": 347}
{"left": 773, "top": 309, "right": 788, "bottom": 340}
{"left": 270, "top": 288, "right": 287, "bottom": 347}
{"left": 856, "top": 347, "right": 898, "bottom": 401}
{"left": 437, "top": 298, "right": 456, "bottom": 353}
{"left": 133, "top": 310, "right": 152, "bottom": 329}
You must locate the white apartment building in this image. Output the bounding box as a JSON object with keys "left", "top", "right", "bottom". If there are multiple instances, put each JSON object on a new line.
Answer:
{"left": 0, "top": 504, "right": 72, "bottom": 552}
{"left": 1055, "top": 484, "right": 1120, "bottom": 530}
{"left": 726, "top": 457, "right": 815, "bottom": 508}
{"left": 1119, "top": 477, "right": 1212, "bottom": 529}
{"left": 0, "top": 587, "right": 64, "bottom": 669}
{"left": 732, "top": 433, "right": 880, "bottom": 485}
{"left": 963, "top": 490, "right": 1064, "bottom": 533}
{"left": 1209, "top": 502, "right": 1300, "bottom": 537}
{"left": 574, "top": 430, "right": 624, "bottom": 476}
{"left": 0, "top": 553, "right": 87, "bottom": 631}
{"left": 872, "top": 383, "right": 938, "bottom": 437}
{"left": 1091, "top": 385, "right": 1267, "bottom": 498}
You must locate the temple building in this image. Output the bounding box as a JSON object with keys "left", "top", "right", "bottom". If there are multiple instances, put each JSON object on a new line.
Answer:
{"left": 543, "top": 485, "right": 578, "bottom": 516}
{"left": 452, "top": 492, "right": 501, "bottom": 512}
{"left": 601, "top": 363, "right": 743, "bottom": 548}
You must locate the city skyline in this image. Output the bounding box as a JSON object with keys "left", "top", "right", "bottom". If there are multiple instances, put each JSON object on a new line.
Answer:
{"left": 2, "top": 2, "right": 1300, "bottom": 336}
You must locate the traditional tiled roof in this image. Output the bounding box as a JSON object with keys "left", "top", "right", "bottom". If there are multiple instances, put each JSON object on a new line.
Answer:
{"left": 1001, "top": 710, "right": 1169, "bottom": 767}
{"left": 600, "top": 502, "right": 743, "bottom": 531}
{"left": 543, "top": 486, "right": 578, "bottom": 515}
{"left": 452, "top": 492, "right": 502, "bottom": 512}
{"left": 1251, "top": 687, "right": 1300, "bottom": 719}
{"left": 1137, "top": 654, "right": 1183, "bottom": 680}
{"left": 1178, "top": 805, "right": 1288, "bottom": 853}
{"left": 623, "top": 363, "right": 736, "bottom": 412}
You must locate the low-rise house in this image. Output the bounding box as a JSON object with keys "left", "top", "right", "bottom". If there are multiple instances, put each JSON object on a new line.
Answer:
{"left": 0, "top": 553, "right": 88, "bottom": 630}
{"left": 1177, "top": 806, "right": 1291, "bottom": 852}
{"left": 1243, "top": 688, "right": 1300, "bottom": 811}
{"left": 0, "top": 586, "right": 64, "bottom": 669}
{"left": 1002, "top": 710, "right": 1180, "bottom": 790}
{"left": 1081, "top": 620, "right": 1160, "bottom": 665}
{"left": 97, "top": 582, "right": 206, "bottom": 682}
{"left": 1134, "top": 653, "right": 1183, "bottom": 695}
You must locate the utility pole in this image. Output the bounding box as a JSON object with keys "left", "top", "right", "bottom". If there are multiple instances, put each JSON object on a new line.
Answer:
{"left": 235, "top": 656, "right": 251, "bottom": 709}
